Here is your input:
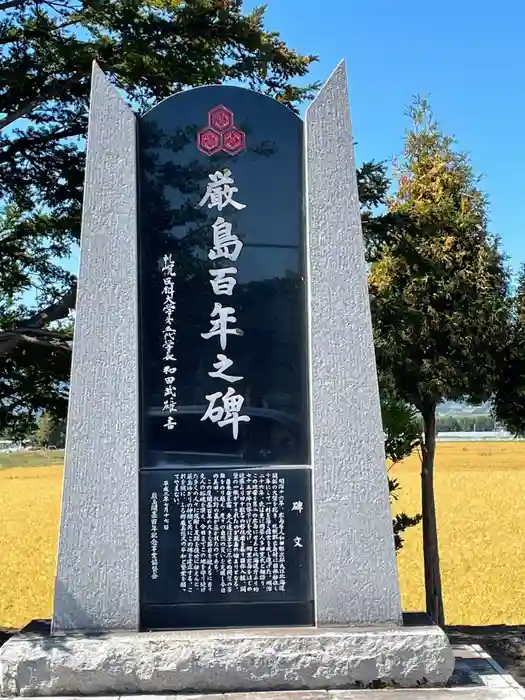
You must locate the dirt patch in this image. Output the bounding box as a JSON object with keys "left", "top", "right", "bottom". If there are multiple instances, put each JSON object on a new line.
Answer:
{"left": 447, "top": 624, "right": 525, "bottom": 687}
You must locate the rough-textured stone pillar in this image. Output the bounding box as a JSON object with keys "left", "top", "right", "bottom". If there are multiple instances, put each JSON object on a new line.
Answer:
{"left": 306, "top": 61, "right": 402, "bottom": 625}
{"left": 52, "top": 62, "right": 140, "bottom": 632}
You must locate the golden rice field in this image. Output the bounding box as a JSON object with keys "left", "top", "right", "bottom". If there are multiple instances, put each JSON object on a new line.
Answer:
{"left": 394, "top": 441, "right": 525, "bottom": 625}
{"left": 0, "top": 442, "right": 524, "bottom": 629}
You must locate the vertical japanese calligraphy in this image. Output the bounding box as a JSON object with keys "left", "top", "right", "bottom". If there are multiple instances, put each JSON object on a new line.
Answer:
{"left": 150, "top": 492, "right": 159, "bottom": 580}
{"left": 140, "top": 468, "right": 313, "bottom": 607}
{"left": 198, "top": 169, "right": 250, "bottom": 440}
{"left": 172, "top": 471, "right": 287, "bottom": 594}
{"left": 161, "top": 254, "right": 177, "bottom": 430}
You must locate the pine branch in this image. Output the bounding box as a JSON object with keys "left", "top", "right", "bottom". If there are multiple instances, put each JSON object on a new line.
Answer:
{"left": 0, "top": 97, "right": 43, "bottom": 131}
{"left": 23, "top": 282, "right": 77, "bottom": 327}
{"left": 0, "top": 283, "right": 76, "bottom": 355}
{"left": 0, "top": 75, "right": 88, "bottom": 131}
{"left": 0, "top": 0, "right": 28, "bottom": 10}
{"left": 0, "top": 124, "right": 85, "bottom": 163}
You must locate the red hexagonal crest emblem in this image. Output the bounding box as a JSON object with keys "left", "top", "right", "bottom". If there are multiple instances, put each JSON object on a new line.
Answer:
{"left": 208, "top": 105, "right": 234, "bottom": 133}
{"left": 222, "top": 127, "right": 246, "bottom": 155}
{"left": 197, "top": 105, "right": 246, "bottom": 156}
{"left": 197, "top": 127, "right": 222, "bottom": 155}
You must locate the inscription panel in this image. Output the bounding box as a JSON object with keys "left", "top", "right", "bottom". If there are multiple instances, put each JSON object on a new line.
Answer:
{"left": 140, "top": 468, "right": 313, "bottom": 628}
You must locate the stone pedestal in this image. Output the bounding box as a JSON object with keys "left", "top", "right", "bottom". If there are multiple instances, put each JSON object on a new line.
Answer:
{"left": 0, "top": 621, "right": 454, "bottom": 697}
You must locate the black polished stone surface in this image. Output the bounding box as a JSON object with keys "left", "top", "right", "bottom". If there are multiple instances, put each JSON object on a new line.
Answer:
{"left": 140, "top": 468, "right": 314, "bottom": 629}
{"left": 137, "top": 86, "right": 313, "bottom": 631}
{"left": 137, "top": 86, "right": 310, "bottom": 469}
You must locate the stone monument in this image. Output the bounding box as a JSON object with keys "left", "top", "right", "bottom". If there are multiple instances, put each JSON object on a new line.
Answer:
{"left": 0, "top": 60, "right": 454, "bottom": 696}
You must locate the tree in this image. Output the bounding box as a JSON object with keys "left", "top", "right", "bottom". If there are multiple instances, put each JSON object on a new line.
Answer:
{"left": 435, "top": 414, "right": 496, "bottom": 432}
{"left": 368, "top": 98, "right": 510, "bottom": 624}
{"left": 0, "top": 0, "right": 318, "bottom": 435}
{"left": 35, "top": 411, "right": 66, "bottom": 448}
{"left": 382, "top": 395, "right": 422, "bottom": 551}
{"left": 357, "top": 159, "right": 423, "bottom": 551}
{"left": 493, "top": 264, "right": 525, "bottom": 435}
{"left": 436, "top": 415, "right": 458, "bottom": 432}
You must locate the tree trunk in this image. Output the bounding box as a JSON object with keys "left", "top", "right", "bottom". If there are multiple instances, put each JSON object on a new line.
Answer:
{"left": 421, "top": 404, "right": 445, "bottom": 626}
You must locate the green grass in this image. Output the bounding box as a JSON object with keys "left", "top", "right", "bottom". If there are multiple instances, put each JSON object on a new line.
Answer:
{"left": 0, "top": 450, "right": 65, "bottom": 469}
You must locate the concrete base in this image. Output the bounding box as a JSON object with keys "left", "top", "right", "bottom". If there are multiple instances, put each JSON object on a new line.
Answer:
{"left": 0, "top": 621, "right": 454, "bottom": 697}
{"left": 0, "top": 693, "right": 520, "bottom": 700}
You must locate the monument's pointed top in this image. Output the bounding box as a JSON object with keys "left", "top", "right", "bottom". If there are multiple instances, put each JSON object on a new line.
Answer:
{"left": 305, "top": 60, "right": 348, "bottom": 117}
{"left": 91, "top": 59, "right": 106, "bottom": 81}
{"left": 89, "top": 60, "right": 133, "bottom": 115}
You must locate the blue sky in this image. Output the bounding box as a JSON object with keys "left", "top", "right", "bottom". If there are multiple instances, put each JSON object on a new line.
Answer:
{"left": 248, "top": 0, "right": 524, "bottom": 275}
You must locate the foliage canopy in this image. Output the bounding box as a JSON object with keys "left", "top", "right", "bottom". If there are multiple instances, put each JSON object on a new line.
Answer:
{"left": 368, "top": 97, "right": 510, "bottom": 623}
